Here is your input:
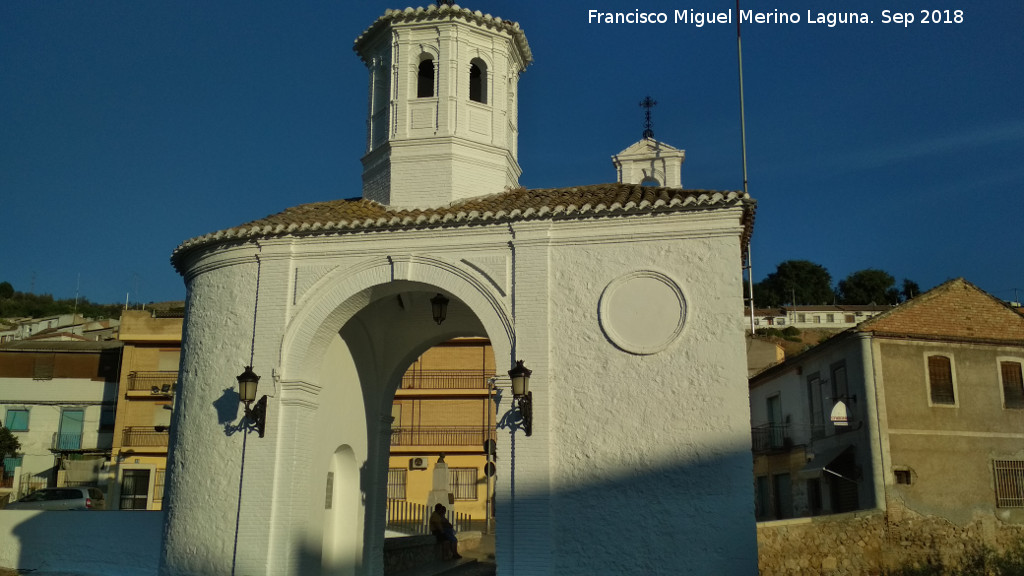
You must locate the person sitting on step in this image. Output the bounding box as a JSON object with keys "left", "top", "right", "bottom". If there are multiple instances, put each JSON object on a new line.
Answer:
{"left": 429, "top": 503, "right": 461, "bottom": 560}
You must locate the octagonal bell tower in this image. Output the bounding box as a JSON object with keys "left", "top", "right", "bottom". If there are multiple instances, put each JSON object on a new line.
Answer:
{"left": 355, "top": 4, "right": 532, "bottom": 208}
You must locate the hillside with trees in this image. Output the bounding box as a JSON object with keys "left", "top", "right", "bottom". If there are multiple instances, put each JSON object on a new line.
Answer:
{"left": 751, "top": 260, "right": 921, "bottom": 307}
{"left": 0, "top": 281, "right": 123, "bottom": 320}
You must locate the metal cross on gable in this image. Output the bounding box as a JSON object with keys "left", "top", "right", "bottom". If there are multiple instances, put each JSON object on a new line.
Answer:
{"left": 640, "top": 95, "right": 657, "bottom": 139}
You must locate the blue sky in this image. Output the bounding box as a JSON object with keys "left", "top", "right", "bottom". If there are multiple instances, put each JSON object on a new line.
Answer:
{"left": 2, "top": 1, "right": 1022, "bottom": 306}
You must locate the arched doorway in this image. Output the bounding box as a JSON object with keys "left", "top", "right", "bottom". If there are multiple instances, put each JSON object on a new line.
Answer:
{"left": 274, "top": 260, "right": 513, "bottom": 575}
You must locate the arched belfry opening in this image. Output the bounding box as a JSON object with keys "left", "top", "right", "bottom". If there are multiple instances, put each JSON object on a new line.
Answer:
{"left": 469, "top": 59, "right": 487, "bottom": 104}
{"left": 417, "top": 58, "right": 434, "bottom": 98}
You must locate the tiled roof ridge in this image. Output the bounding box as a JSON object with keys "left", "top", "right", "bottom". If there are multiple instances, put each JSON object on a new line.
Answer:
{"left": 854, "top": 277, "right": 968, "bottom": 332}
{"left": 354, "top": 4, "right": 533, "bottom": 66}
{"left": 171, "top": 183, "right": 754, "bottom": 267}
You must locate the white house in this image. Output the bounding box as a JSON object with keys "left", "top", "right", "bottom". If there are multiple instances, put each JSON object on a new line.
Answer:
{"left": 0, "top": 340, "right": 120, "bottom": 500}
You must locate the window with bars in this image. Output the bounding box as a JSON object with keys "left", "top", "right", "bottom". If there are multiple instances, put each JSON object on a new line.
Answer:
{"left": 154, "top": 469, "right": 166, "bottom": 504}
{"left": 387, "top": 468, "right": 407, "bottom": 501}
{"left": 928, "top": 355, "right": 955, "bottom": 405}
{"left": 448, "top": 467, "right": 478, "bottom": 501}
{"left": 993, "top": 460, "right": 1024, "bottom": 508}
{"left": 1000, "top": 361, "right": 1024, "bottom": 409}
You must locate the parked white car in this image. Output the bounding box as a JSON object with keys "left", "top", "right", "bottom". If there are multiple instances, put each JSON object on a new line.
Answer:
{"left": 5, "top": 487, "right": 106, "bottom": 510}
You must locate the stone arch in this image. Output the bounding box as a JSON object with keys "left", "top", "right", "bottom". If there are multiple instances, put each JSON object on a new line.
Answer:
{"left": 280, "top": 254, "right": 513, "bottom": 391}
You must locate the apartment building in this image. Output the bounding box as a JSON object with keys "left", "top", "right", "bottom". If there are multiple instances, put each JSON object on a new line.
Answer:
{"left": 108, "top": 309, "right": 183, "bottom": 510}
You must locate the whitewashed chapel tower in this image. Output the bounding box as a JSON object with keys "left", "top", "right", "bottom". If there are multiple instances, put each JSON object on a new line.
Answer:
{"left": 161, "top": 3, "right": 758, "bottom": 576}
{"left": 355, "top": 4, "right": 531, "bottom": 207}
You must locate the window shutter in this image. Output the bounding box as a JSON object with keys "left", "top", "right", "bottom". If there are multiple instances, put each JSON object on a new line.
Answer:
{"left": 928, "top": 356, "right": 955, "bottom": 405}
{"left": 1001, "top": 362, "right": 1024, "bottom": 409}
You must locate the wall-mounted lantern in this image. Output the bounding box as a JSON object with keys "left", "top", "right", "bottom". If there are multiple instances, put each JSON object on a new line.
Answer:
{"left": 508, "top": 360, "right": 533, "bottom": 436}
{"left": 237, "top": 365, "right": 268, "bottom": 438}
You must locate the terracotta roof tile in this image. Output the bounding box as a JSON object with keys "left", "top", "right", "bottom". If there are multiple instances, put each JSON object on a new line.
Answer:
{"left": 172, "top": 184, "right": 755, "bottom": 267}
{"left": 354, "top": 4, "right": 532, "bottom": 66}
{"left": 856, "top": 277, "right": 1024, "bottom": 343}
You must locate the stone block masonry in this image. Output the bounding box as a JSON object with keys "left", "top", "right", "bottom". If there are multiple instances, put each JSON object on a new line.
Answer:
{"left": 757, "top": 502, "right": 1024, "bottom": 575}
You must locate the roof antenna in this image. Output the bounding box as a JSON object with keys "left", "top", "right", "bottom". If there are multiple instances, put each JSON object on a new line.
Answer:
{"left": 639, "top": 96, "right": 657, "bottom": 139}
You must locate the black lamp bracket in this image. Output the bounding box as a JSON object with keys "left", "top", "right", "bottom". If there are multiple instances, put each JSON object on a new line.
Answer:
{"left": 244, "top": 395, "right": 268, "bottom": 438}
{"left": 514, "top": 391, "right": 533, "bottom": 437}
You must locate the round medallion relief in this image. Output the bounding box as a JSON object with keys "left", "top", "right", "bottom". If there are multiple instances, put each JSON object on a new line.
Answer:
{"left": 598, "top": 271, "right": 687, "bottom": 355}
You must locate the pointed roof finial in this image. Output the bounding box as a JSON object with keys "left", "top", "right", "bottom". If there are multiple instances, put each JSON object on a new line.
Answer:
{"left": 640, "top": 96, "right": 657, "bottom": 139}
{"left": 437, "top": 0, "right": 454, "bottom": 5}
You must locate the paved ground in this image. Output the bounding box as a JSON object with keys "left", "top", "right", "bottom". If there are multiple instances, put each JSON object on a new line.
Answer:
{"left": 0, "top": 533, "right": 498, "bottom": 576}
{"left": 0, "top": 564, "right": 122, "bottom": 576}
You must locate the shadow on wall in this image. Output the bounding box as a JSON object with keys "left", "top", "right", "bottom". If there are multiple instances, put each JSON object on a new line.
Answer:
{"left": 506, "top": 445, "right": 758, "bottom": 575}
{"left": 287, "top": 444, "right": 756, "bottom": 576}
{"left": 3, "top": 509, "right": 162, "bottom": 575}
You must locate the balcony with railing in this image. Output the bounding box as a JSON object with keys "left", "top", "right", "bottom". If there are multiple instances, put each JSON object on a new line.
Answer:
{"left": 126, "top": 371, "right": 177, "bottom": 396}
{"left": 121, "top": 426, "right": 170, "bottom": 449}
{"left": 751, "top": 423, "right": 792, "bottom": 454}
{"left": 398, "top": 370, "right": 495, "bottom": 392}
{"left": 390, "top": 426, "right": 494, "bottom": 450}
{"left": 49, "top": 432, "right": 112, "bottom": 453}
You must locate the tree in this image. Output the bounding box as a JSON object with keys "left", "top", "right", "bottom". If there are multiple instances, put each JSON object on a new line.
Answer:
{"left": 0, "top": 281, "right": 12, "bottom": 299}
{"left": 837, "top": 269, "right": 899, "bottom": 305}
{"left": 901, "top": 278, "right": 921, "bottom": 301}
{"left": 0, "top": 426, "right": 20, "bottom": 459}
{"left": 754, "top": 260, "right": 835, "bottom": 307}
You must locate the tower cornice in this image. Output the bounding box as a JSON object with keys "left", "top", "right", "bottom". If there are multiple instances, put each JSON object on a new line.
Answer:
{"left": 354, "top": 4, "right": 532, "bottom": 67}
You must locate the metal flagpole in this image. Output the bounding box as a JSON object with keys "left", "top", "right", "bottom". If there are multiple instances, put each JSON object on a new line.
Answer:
{"left": 737, "top": 0, "right": 755, "bottom": 334}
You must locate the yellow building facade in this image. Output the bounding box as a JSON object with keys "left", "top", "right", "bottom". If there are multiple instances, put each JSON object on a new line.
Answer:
{"left": 109, "top": 309, "right": 183, "bottom": 510}
{"left": 388, "top": 338, "right": 496, "bottom": 531}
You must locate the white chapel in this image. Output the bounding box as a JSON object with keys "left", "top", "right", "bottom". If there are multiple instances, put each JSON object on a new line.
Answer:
{"left": 160, "top": 3, "right": 758, "bottom": 575}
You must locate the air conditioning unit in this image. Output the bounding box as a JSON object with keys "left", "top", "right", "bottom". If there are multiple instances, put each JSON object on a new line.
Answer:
{"left": 409, "top": 457, "right": 428, "bottom": 470}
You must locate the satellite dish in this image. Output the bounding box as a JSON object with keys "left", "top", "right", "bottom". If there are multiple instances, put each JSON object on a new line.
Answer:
{"left": 830, "top": 400, "right": 850, "bottom": 426}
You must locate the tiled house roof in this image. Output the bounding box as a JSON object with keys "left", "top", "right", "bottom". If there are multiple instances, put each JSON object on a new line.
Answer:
{"left": 855, "top": 277, "right": 1024, "bottom": 343}
{"left": 750, "top": 278, "right": 1024, "bottom": 385}
{"left": 172, "top": 184, "right": 755, "bottom": 269}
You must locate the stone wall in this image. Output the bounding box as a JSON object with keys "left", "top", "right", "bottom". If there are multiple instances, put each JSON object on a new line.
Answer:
{"left": 757, "top": 503, "right": 1024, "bottom": 575}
